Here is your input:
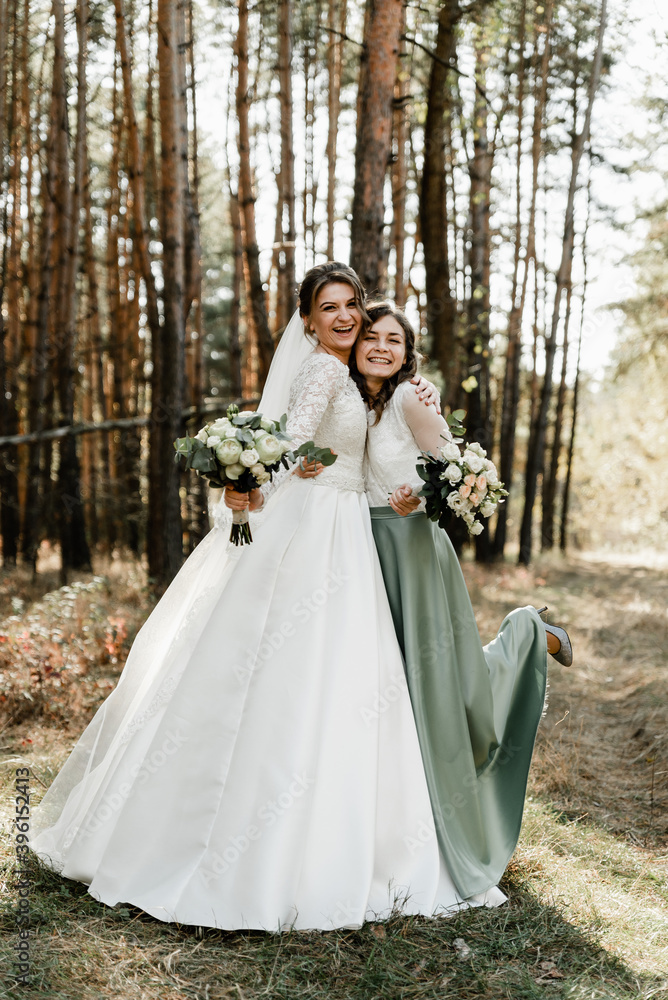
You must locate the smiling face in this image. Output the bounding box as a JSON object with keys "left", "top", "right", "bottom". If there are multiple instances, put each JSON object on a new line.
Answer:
{"left": 304, "top": 281, "right": 362, "bottom": 363}
{"left": 354, "top": 314, "right": 408, "bottom": 388}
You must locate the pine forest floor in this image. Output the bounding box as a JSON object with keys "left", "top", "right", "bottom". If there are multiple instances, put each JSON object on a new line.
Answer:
{"left": 0, "top": 546, "right": 666, "bottom": 1000}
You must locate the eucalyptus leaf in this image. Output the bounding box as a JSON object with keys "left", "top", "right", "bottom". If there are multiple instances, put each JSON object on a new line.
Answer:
{"left": 191, "top": 450, "right": 217, "bottom": 473}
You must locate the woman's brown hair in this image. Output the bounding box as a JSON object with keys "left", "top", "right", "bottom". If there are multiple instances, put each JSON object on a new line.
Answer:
{"left": 349, "top": 301, "right": 422, "bottom": 422}
{"left": 298, "top": 261, "right": 369, "bottom": 331}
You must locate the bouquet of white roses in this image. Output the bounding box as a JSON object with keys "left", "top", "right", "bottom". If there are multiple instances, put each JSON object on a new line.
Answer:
{"left": 416, "top": 411, "right": 508, "bottom": 537}
{"left": 174, "top": 404, "right": 336, "bottom": 545}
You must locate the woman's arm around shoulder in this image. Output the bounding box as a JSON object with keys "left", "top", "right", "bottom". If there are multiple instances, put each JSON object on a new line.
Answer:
{"left": 399, "top": 381, "right": 453, "bottom": 455}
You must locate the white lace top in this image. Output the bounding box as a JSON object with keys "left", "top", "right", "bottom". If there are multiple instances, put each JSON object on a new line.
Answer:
{"left": 262, "top": 352, "right": 368, "bottom": 501}
{"left": 364, "top": 380, "right": 453, "bottom": 509}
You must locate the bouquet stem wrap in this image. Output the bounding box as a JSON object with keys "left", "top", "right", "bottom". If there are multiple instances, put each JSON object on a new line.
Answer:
{"left": 231, "top": 508, "right": 253, "bottom": 546}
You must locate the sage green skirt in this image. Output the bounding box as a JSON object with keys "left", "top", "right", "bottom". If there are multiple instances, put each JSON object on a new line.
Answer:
{"left": 370, "top": 506, "right": 548, "bottom": 898}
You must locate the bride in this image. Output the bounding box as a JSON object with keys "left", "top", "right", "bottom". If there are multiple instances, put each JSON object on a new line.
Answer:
{"left": 31, "top": 262, "right": 505, "bottom": 931}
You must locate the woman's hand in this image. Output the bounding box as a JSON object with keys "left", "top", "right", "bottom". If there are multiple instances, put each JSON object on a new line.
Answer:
{"left": 224, "top": 485, "right": 264, "bottom": 511}
{"left": 294, "top": 457, "right": 327, "bottom": 479}
{"left": 410, "top": 375, "right": 441, "bottom": 413}
{"left": 389, "top": 484, "right": 421, "bottom": 516}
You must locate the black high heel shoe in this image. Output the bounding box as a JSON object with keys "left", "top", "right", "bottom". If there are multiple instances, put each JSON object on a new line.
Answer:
{"left": 534, "top": 606, "right": 573, "bottom": 666}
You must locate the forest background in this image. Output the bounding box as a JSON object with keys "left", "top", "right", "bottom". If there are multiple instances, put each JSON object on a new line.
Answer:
{"left": 0, "top": 0, "right": 667, "bottom": 589}
{"left": 1, "top": 2, "right": 668, "bottom": 996}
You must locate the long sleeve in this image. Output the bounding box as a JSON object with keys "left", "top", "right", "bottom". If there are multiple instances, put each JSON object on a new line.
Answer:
{"left": 400, "top": 390, "right": 453, "bottom": 458}
{"left": 399, "top": 390, "right": 454, "bottom": 510}
{"left": 365, "top": 380, "right": 455, "bottom": 509}
{"left": 260, "top": 353, "right": 347, "bottom": 505}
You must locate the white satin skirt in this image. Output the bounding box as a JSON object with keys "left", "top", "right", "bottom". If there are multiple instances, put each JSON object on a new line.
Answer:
{"left": 31, "top": 478, "right": 505, "bottom": 930}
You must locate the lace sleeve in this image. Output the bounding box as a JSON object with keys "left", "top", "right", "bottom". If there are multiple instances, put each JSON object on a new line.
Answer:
{"left": 260, "top": 353, "right": 347, "bottom": 505}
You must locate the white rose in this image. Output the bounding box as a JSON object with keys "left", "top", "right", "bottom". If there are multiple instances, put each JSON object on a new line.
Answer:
{"left": 260, "top": 418, "right": 275, "bottom": 432}
{"left": 250, "top": 463, "right": 271, "bottom": 485}
{"left": 480, "top": 501, "right": 495, "bottom": 517}
{"left": 215, "top": 439, "right": 243, "bottom": 465}
{"left": 485, "top": 466, "right": 499, "bottom": 486}
{"left": 210, "top": 418, "right": 231, "bottom": 433}
{"left": 224, "top": 426, "right": 240, "bottom": 439}
{"left": 444, "top": 463, "right": 462, "bottom": 483}
{"left": 195, "top": 427, "right": 209, "bottom": 443}
{"left": 441, "top": 442, "right": 461, "bottom": 462}
{"left": 224, "top": 463, "right": 245, "bottom": 481}
{"left": 463, "top": 451, "right": 484, "bottom": 474}
{"left": 206, "top": 434, "right": 223, "bottom": 448}
{"left": 255, "top": 434, "right": 283, "bottom": 464}
{"left": 240, "top": 448, "right": 260, "bottom": 467}
{"left": 467, "top": 442, "right": 486, "bottom": 457}
{"left": 469, "top": 520, "right": 484, "bottom": 535}
{"left": 447, "top": 492, "right": 465, "bottom": 512}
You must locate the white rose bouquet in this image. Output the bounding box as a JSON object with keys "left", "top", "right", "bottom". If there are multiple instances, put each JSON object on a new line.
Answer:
{"left": 174, "top": 404, "right": 336, "bottom": 545}
{"left": 416, "top": 410, "right": 508, "bottom": 537}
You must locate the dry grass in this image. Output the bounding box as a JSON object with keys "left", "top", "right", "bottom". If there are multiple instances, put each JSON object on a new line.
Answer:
{"left": 1, "top": 548, "right": 667, "bottom": 999}
{"left": 464, "top": 550, "right": 668, "bottom": 850}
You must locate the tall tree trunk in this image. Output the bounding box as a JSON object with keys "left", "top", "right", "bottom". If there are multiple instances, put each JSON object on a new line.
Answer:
{"left": 0, "top": 0, "right": 20, "bottom": 564}
{"left": 466, "top": 22, "right": 493, "bottom": 562}
{"left": 493, "top": 0, "right": 549, "bottom": 558}
{"left": 300, "top": 1, "right": 318, "bottom": 266}
{"left": 55, "top": 0, "right": 92, "bottom": 581}
{"left": 178, "top": 0, "right": 201, "bottom": 323}
{"left": 23, "top": 0, "right": 62, "bottom": 571}
{"left": 326, "top": 0, "right": 345, "bottom": 261}
{"left": 518, "top": 0, "right": 607, "bottom": 565}
{"left": 149, "top": 0, "right": 187, "bottom": 587}
{"left": 106, "top": 43, "right": 123, "bottom": 549}
{"left": 113, "top": 0, "right": 161, "bottom": 345}
{"left": 83, "top": 145, "right": 112, "bottom": 551}
{"left": 419, "top": 0, "right": 459, "bottom": 401}
{"left": 228, "top": 174, "right": 244, "bottom": 399}
{"left": 114, "top": 0, "right": 167, "bottom": 578}
{"left": 349, "top": 0, "right": 403, "bottom": 294}
{"left": 560, "top": 172, "right": 590, "bottom": 552}
{"left": 541, "top": 282, "right": 572, "bottom": 549}
{"left": 145, "top": 0, "right": 158, "bottom": 224}
{"left": 390, "top": 3, "right": 407, "bottom": 307}
{"left": 276, "top": 0, "right": 296, "bottom": 331}
{"left": 184, "top": 0, "right": 208, "bottom": 550}
{"left": 235, "top": 0, "right": 274, "bottom": 386}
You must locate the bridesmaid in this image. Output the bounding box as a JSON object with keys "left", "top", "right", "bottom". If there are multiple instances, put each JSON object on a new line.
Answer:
{"left": 350, "top": 300, "right": 572, "bottom": 899}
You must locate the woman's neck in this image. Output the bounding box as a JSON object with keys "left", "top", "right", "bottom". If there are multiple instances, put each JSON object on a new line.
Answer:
{"left": 315, "top": 345, "right": 351, "bottom": 366}
{"left": 364, "top": 375, "right": 384, "bottom": 402}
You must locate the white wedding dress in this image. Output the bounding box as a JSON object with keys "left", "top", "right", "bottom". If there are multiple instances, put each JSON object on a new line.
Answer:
{"left": 32, "top": 352, "right": 505, "bottom": 930}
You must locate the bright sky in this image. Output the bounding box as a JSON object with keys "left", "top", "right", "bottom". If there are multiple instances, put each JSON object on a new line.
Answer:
{"left": 578, "top": 0, "right": 667, "bottom": 378}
